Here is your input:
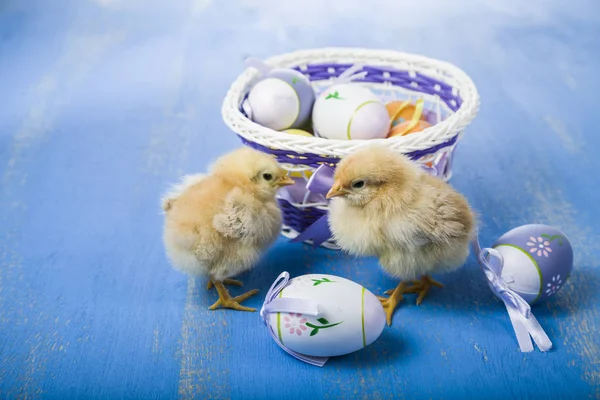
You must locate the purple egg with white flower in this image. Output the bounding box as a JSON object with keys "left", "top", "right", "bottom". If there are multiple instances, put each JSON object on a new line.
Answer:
{"left": 247, "top": 68, "right": 316, "bottom": 131}
{"left": 492, "top": 224, "right": 573, "bottom": 304}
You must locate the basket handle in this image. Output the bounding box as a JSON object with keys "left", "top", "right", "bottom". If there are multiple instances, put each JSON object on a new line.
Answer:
{"left": 245, "top": 57, "right": 272, "bottom": 75}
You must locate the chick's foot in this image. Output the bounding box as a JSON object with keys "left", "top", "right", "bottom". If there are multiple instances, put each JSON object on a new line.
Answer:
{"left": 377, "top": 282, "right": 408, "bottom": 326}
{"left": 206, "top": 279, "right": 243, "bottom": 290}
{"left": 405, "top": 275, "right": 443, "bottom": 305}
{"left": 208, "top": 280, "right": 259, "bottom": 312}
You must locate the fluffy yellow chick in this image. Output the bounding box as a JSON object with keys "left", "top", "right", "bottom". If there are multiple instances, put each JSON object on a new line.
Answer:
{"left": 326, "top": 146, "right": 476, "bottom": 325}
{"left": 161, "top": 147, "right": 294, "bottom": 312}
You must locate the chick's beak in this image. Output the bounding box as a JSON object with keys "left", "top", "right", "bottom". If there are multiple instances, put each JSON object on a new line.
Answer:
{"left": 326, "top": 183, "right": 347, "bottom": 199}
{"left": 275, "top": 175, "right": 295, "bottom": 187}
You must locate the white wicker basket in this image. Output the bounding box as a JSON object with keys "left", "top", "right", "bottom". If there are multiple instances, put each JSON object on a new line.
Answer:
{"left": 222, "top": 47, "right": 480, "bottom": 249}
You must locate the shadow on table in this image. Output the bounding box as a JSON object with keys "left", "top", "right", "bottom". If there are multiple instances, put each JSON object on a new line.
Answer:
{"left": 436, "top": 258, "right": 597, "bottom": 317}
{"left": 246, "top": 241, "right": 598, "bottom": 321}
{"left": 330, "top": 328, "right": 414, "bottom": 368}
{"left": 250, "top": 239, "right": 357, "bottom": 291}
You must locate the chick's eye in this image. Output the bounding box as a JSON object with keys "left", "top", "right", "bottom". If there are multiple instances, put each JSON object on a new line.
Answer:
{"left": 351, "top": 180, "right": 365, "bottom": 189}
{"left": 262, "top": 173, "right": 273, "bottom": 181}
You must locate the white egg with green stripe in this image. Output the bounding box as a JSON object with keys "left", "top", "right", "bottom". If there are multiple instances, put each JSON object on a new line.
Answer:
{"left": 247, "top": 68, "right": 316, "bottom": 131}
{"left": 266, "top": 274, "right": 386, "bottom": 357}
{"left": 312, "top": 83, "right": 390, "bottom": 140}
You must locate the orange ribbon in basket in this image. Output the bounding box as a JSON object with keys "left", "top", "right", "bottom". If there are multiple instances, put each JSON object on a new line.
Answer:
{"left": 389, "top": 99, "right": 425, "bottom": 136}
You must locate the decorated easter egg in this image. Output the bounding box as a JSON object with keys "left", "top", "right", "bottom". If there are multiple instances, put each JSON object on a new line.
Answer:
{"left": 312, "top": 83, "right": 389, "bottom": 140}
{"left": 281, "top": 129, "right": 314, "bottom": 178}
{"left": 388, "top": 120, "right": 432, "bottom": 138}
{"left": 247, "top": 68, "right": 316, "bottom": 131}
{"left": 282, "top": 128, "right": 313, "bottom": 137}
{"left": 492, "top": 224, "right": 573, "bottom": 304}
{"left": 386, "top": 100, "right": 428, "bottom": 127}
{"left": 266, "top": 273, "right": 385, "bottom": 357}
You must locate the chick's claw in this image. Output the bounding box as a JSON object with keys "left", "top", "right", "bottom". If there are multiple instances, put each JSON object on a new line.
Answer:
{"left": 378, "top": 282, "right": 408, "bottom": 326}
{"left": 208, "top": 281, "right": 259, "bottom": 312}
{"left": 406, "top": 275, "right": 444, "bottom": 305}
{"left": 208, "top": 290, "right": 259, "bottom": 312}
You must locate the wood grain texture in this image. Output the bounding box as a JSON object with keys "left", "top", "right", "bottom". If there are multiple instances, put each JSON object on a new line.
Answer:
{"left": 1, "top": 0, "right": 599, "bottom": 399}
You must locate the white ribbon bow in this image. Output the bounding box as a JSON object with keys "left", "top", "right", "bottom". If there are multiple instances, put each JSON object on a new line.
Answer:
{"left": 260, "top": 272, "right": 329, "bottom": 367}
{"left": 472, "top": 237, "right": 552, "bottom": 352}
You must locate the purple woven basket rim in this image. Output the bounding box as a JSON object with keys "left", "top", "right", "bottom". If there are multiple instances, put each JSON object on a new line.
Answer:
{"left": 239, "top": 134, "right": 458, "bottom": 168}
{"left": 238, "top": 62, "right": 464, "bottom": 165}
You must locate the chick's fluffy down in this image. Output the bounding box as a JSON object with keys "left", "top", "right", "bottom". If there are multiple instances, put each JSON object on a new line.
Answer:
{"left": 328, "top": 146, "right": 476, "bottom": 281}
{"left": 161, "top": 148, "right": 285, "bottom": 281}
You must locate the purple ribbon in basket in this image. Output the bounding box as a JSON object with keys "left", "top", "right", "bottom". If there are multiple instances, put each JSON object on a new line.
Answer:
{"left": 472, "top": 237, "right": 552, "bottom": 352}
{"left": 289, "top": 165, "right": 336, "bottom": 247}
{"left": 287, "top": 153, "right": 449, "bottom": 247}
{"left": 260, "top": 272, "right": 329, "bottom": 367}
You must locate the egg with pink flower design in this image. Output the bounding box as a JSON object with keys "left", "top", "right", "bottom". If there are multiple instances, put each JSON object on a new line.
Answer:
{"left": 265, "top": 274, "right": 386, "bottom": 358}
{"left": 492, "top": 224, "right": 573, "bottom": 304}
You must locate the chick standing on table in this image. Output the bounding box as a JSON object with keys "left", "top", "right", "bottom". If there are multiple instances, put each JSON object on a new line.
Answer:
{"left": 161, "top": 148, "right": 294, "bottom": 312}
{"left": 326, "top": 146, "right": 476, "bottom": 325}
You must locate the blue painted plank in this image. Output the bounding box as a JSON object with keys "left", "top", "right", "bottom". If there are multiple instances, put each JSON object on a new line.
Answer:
{"left": 1, "top": 0, "right": 599, "bottom": 399}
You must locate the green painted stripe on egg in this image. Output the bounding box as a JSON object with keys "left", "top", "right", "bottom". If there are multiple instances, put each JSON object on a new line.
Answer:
{"left": 346, "top": 100, "right": 378, "bottom": 140}
{"left": 361, "top": 286, "right": 366, "bottom": 348}
{"left": 494, "top": 243, "right": 543, "bottom": 302}
{"left": 280, "top": 80, "right": 300, "bottom": 130}
{"left": 277, "top": 288, "right": 284, "bottom": 345}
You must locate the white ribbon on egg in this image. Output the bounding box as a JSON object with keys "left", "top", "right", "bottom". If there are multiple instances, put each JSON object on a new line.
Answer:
{"left": 260, "top": 271, "right": 329, "bottom": 367}
{"left": 472, "top": 237, "right": 553, "bottom": 352}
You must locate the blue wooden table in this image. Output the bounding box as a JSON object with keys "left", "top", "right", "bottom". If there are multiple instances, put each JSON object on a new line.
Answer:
{"left": 1, "top": 0, "right": 599, "bottom": 398}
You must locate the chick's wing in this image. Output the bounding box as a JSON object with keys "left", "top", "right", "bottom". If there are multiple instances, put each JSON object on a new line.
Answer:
{"left": 212, "top": 186, "right": 263, "bottom": 240}
{"left": 414, "top": 179, "right": 475, "bottom": 246}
